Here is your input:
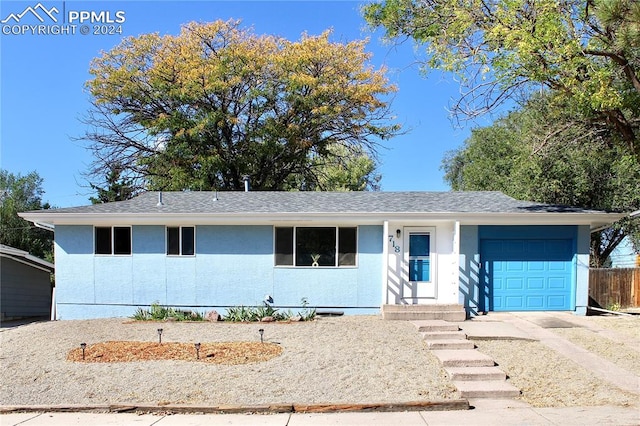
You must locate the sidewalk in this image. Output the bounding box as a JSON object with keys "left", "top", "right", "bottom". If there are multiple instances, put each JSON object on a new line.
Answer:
{"left": 2, "top": 312, "right": 639, "bottom": 425}
{"left": 2, "top": 402, "right": 639, "bottom": 425}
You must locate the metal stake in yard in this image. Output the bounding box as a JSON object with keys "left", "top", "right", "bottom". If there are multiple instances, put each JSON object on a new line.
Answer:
{"left": 258, "top": 328, "right": 264, "bottom": 344}
{"left": 80, "top": 343, "right": 87, "bottom": 360}
{"left": 157, "top": 328, "right": 163, "bottom": 344}
{"left": 195, "top": 342, "right": 201, "bottom": 359}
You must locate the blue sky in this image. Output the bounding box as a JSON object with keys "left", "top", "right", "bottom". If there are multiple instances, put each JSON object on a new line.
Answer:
{"left": 1, "top": 0, "right": 476, "bottom": 208}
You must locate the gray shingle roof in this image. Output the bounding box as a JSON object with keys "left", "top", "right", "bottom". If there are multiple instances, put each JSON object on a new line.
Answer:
{"left": 28, "top": 191, "right": 606, "bottom": 215}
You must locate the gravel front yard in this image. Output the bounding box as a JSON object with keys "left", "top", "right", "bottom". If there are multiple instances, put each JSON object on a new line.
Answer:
{"left": 1, "top": 314, "right": 638, "bottom": 408}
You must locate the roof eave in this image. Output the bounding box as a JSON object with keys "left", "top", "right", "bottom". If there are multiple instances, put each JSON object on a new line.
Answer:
{"left": 18, "top": 210, "right": 626, "bottom": 227}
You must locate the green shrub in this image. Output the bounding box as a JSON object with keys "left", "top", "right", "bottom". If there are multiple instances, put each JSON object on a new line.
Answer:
{"left": 223, "top": 298, "right": 315, "bottom": 322}
{"left": 298, "top": 297, "right": 316, "bottom": 321}
{"left": 131, "top": 302, "right": 205, "bottom": 322}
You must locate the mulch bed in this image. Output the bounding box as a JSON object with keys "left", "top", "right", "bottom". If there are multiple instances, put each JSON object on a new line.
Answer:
{"left": 67, "top": 341, "right": 283, "bottom": 364}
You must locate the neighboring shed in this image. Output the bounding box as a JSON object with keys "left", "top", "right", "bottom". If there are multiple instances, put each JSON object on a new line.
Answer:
{"left": 0, "top": 245, "right": 54, "bottom": 320}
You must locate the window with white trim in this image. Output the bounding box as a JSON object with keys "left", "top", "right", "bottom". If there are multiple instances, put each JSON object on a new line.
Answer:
{"left": 275, "top": 226, "right": 357, "bottom": 267}
{"left": 95, "top": 226, "right": 131, "bottom": 255}
{"left": 167, "top": 226, "right": 195, "bottom": 255}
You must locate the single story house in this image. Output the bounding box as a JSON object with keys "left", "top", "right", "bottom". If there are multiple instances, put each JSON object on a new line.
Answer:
{"left": 0, "top": 244, "right": 54, "bottom": 320}
{"left": 19, "top": 191, "right": 624, "bottom": 320}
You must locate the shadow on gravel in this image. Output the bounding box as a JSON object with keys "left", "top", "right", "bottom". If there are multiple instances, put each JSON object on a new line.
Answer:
{"left": 0, "top": 316, "right": 49, "bottom": 329}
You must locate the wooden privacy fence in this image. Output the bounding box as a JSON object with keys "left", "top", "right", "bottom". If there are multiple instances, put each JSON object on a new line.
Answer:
{"left": 589, "top": 268, "right": 640, "bottom": 309}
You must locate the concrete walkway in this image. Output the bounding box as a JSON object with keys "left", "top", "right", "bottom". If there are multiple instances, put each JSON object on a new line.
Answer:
{"left": 2, "top": 401, "right": 639, "bottom": 425}
{"left": 2, "top": 312, "right": 639, "bottom": 425}
{"left": 459, "top": 312, "right": 640, "bottom": 395}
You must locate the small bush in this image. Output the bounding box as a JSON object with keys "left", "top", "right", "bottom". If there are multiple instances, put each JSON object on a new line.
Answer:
{"left": 298, "top": 297, "right": 316, "bottom": 321}
{"left": 131, "top": 302, "right": 205, "bottom": 322}
{"left": 223, "top": 298, "right": 315, "bottom": 322}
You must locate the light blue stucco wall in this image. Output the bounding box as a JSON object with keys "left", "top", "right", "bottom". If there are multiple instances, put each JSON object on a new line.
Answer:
{"left": 458, "top": 225, "right": 590, "bottom": 317}
{"left": 54, "top": 224, "right": 383, "bottom": 319}
{"left": 610, "top": 236, "right": 639, "bottom": 268}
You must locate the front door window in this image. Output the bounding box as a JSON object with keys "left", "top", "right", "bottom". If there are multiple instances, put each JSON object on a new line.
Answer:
{"left": 409, "top": 233, "right": 431, "bottom": 282}
{"left": 401, "top": 227, "right": 437, "bottom": 299}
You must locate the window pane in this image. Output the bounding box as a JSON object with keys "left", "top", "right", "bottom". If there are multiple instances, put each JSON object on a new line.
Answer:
{"left": 409, "top": 233, "right": 430, "bottom": 281}
{"left": 296, "top": 227, "right": 336, "bottom": 266}
{"left": 338, "top": 227, "right": 357, "bottom": 266}
{"left": 409, "top": 234, "right": 430, "bottom": 256}
{"left": 113, "top": 227, "right": 131, "bottom": 255}
{"left": 167, "top": 227, "right": 179, "bottom": 255}
{"left": 182, "top": 227, "right": 195, "bottom": 255}
{"left": 275, "top": 227, "right": 293, "bottom": 265}
{"left": 95, "top": 227, "right": 112, "bottom": 254}
{"left": 409, "top": 259, "right": 430, "bottom": 281}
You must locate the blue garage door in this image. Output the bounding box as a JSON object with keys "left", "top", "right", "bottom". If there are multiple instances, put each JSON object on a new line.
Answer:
{"left": 481, "top": 239, "right": 574, "bottom": 311}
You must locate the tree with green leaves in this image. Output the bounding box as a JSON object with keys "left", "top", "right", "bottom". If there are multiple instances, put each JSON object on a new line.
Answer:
{"left": 441, "top": 96, "right": 640, "bottom": 266}
{"left": 0, "top": 170, "right": 53, "bottom": 261}
{"left": 81, "top": 20, "right": 399, "bottom": 193}
{"left": 89, "top": 164, "right": 136, "bottom": 204}
{"left": 364, "top": 0, "right": 640, "bottom": 155}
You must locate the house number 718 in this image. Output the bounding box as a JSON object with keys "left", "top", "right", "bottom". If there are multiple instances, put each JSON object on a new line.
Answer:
{"left": 388, "top": 235, "right": 401, "bottom": 253}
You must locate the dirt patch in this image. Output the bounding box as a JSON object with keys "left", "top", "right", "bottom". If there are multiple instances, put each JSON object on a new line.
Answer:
{"left": 67, "top": 341, "right": 283, "bottom": 364}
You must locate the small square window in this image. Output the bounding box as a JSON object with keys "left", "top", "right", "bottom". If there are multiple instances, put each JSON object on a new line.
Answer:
{"left": 95, "top": 227, "right": 112, "bottom": 255}
{"left": 95, "top": 226, "right": 131, "bottom": 255}
{"left": 113, "top": 227, "right": 131, "bottom": 255}
{"left": 167, "top": 226, "right": 195, "bottom": 255}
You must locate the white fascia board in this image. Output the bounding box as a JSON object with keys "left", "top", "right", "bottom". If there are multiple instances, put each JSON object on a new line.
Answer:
{"left": 18, "top": 211, "right": 626, "bottom": 227}
{"left": 453, "top": 212, "right": 627, "bottom": 227}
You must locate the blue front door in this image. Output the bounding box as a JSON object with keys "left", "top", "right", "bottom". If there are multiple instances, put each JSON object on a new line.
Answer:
{"left": 481, "top": 239, "right": 574, "bottom": 311}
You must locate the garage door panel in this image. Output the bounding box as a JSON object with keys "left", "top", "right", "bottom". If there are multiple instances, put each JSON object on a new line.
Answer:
{"left": 481, "top": 238, "right": 573, "bottom": 311}
{"left": 526, "top": 241, "right": 545, "bottom": 253}
{"left": 528, "top": 261, "right": 545, "bottom": 271}
{"left": 546, "top": 240, "right": 573, "bottom": 257}
{"left": 506, "top": 241, "right": 525, "bottom": 253}
{"left": 504, "top": 296, "right": 523, "bottom": 309}
{"left": 525, "top": 296, "right": 544, "bottom": 309}
{"left": 506, "top": 278, "right": 523, "bottom": 289}
{"left": 506, "top": 261, "right": 524, "bottom": 271}
{"left": 527, "top": 277, "right": 544, "bottom": 290}
{"left": 548, "top": 277, "right": 568, "bottom": 289}
{"left": 549, "top": 262, "right": 569, "bottom": 271}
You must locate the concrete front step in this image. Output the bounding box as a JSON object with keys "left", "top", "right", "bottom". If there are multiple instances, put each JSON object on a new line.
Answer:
{"left": 421, "top": 331, "right": 467, "bottom": 340}
{"left": 431, "top": 349, "right": 495, "bottom": 367}
{"left": 445, "top": 366, "right": 507, "bottom": 381}
{"left": 382, "top": 304, "right": 466, "bottom": 321}
{"left": 453, "top": 380, "right": 521, "bottom": 398}
{"left": 426, "top": 339, "right": 475, "bottom": 350}
{"left": 384, "top": 311, "right": 466, "bottom": 321}
{"left": 383, "top": 304, "right": 464, "bottom": 312}
{"left": 412, "top": 320, "right": 461, "bottom": 333}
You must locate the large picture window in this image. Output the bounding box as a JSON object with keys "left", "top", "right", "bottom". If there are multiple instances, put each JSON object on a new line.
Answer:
{"left": 167, "top": 226, "right": 195, "bottom": 255}
{"left": 95, "top": 226, "right": 131, "bottom": 255}
{"left": 275, "top": 227, "right": 357, "bottom": 267}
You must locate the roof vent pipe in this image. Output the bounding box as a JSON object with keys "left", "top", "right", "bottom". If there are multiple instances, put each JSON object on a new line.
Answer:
{"left": 243, "top": 175, "right": 250, "bottom": 192}
{"left": 157, "top": 191, "right": 164, "bottom": 206}
{"left": 213, "top": 189, "right": 218, "bottom": 201}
